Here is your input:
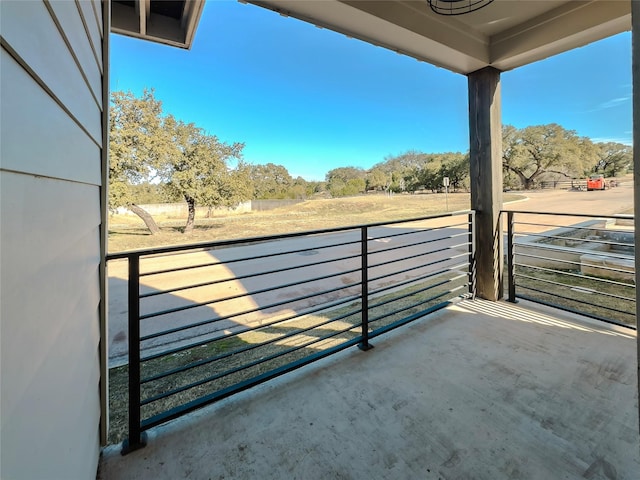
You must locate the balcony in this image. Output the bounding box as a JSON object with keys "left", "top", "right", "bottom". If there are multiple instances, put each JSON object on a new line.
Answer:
{"left": 99, "top": 298, "right": 638, "bottom": 479}
{"left": 99, "top": 210, "right": 638, "bottom": 479}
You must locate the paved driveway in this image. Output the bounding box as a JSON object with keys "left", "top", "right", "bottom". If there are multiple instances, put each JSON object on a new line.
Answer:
{"left": 504, "top": 181, "right": 633, "bottom": 215}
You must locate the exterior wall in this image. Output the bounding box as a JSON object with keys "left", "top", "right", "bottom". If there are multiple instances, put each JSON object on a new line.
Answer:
{"left": 0, "top": 1, "right": 106, "bottom": 478}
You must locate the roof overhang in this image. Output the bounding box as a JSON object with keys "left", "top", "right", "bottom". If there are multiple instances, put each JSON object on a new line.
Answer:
{"left": 109, "top": 0, "right": 630, "bottom": 73}
{"left": 111, "top": 0, "right": 205, "bottom": 49}
{"left": 247, "top": 0, "right": 631, "bottom": 74}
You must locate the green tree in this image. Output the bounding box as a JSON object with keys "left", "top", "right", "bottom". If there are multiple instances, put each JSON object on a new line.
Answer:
{"left": 305, "top": 181, "right": 326, "bottom": 196}
{"left": 502, "top": 123, "right": 586, "bottom": 189}
{"left": 326, "top": 167, "right": 367, "bottom": 197}
{"left": 366, "top": 166, "right": 391, "bottom": 192}
{"left": 162, "top": 119, "right": 248, "bottom": 234}
{"left": 416, "top": 155, "right": 443, "bottom": 192}
{"left": 389, "top": 152, "right": 468, "bottom": 193}
{"left": 375, "top": 151, "right": 431, "bottom": 192}
{"left": 594, "top": 142, "right": 632, "bottom": 177}
{"left": 290, "top": 176, "right": 309, "bottom": 199}
{"left": 127, "top": 182, "right": 179, "bottom": 204}
{"left": 109, "top": 89, "right": 170, "bottom": 234}
{"left": 439, "top": 152, "right": 469, "bottom": 192}
{"left": 249, "top": 163, "right": 294, "bottom": 199}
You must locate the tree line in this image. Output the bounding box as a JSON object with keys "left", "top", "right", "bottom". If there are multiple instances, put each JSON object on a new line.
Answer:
{"left": 502, "top": 123, "right": 631, "bottom": 189}
{"left": 110, "top": 90, "right": 632, "bottom": 234}
{"left": 325, "top": 151, "right": 470, "bottom": 197}
{"left": 325, "top": 125, "right": 632, "bottom": 195}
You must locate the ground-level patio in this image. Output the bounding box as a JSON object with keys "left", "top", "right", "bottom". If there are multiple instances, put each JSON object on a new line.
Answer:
{"left": 99, "top": 299, "right": 638, "bottom": 480}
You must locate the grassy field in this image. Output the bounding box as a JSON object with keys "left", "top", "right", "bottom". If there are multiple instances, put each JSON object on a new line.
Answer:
{"left": 108, "top": 193, "right": 524, "bottom": 252}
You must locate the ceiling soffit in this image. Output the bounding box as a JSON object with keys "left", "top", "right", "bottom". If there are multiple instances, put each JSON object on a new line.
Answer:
{"left": 248, "top": 0, "right": 631, "bottom": 75}
{"left": 490, "top": 1, "right": 631, "bottom": 70}
{"left": 111, "top": 0, "right": 205, "bottom": 49}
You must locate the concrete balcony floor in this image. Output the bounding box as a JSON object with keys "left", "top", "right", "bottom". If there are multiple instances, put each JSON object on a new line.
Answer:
{"left": 99, "top": 299, "right": 639, "bottom": 480}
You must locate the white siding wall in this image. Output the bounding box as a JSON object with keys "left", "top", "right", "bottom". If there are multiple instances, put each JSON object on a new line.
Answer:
{"left": 0, "top": 1, "right": 105, "bottom": 478}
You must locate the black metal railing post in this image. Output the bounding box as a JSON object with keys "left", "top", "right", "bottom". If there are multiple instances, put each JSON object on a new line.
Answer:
{"left": 358, "top": 226, "right": 373, "bottom": 351}
{"left": 121, "top": 253, "right": 147, "bottom": 454}
{"left": 507, "top": 211, "right": 516, "bottom": 303}
{"left": 468, "top": 212, "right": 476, "bottom": 298}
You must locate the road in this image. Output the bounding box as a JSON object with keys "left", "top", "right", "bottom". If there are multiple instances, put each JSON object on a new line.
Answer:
{"left": 503, "top": 181, "right": 633, "bottom": 215}
{"left": 502, "top": 182, "right": 633, "bottom": 234}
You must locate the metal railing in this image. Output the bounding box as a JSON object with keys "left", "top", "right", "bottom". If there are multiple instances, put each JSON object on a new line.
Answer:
{"left": 504, "top": 210, "right": 636, "bottom": 330}
{"left": 107, "top": 211, "right": 475, "bottom": 453}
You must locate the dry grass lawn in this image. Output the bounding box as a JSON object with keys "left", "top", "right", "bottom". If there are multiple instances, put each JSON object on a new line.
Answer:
{"left": 109, "top": 193, "right": 525, "bottom": 253}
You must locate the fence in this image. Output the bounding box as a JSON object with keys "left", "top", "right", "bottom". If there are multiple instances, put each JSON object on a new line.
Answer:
{"left": 107, "top": 210, "right": 476, "bottom": 453}
{"left": 538, "top": 180, "right": 580, "bottom": 189}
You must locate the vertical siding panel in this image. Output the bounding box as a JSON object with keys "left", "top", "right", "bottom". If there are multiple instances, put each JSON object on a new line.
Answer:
{"left": 0, "top": 0, "right": 101, "bottom": 144}
{"left": 1, "top": 49, "right": 101, "bottom": 184}
{"left": 48, "top": 0, "right": 103, "bottom": 102}
{"left": 77, "top": 0, "right": 102, "bottom": 67}
{"left": 0, "top": 0, "right": 105, "bottom": 477}
{"left": 0, "top": 173, "right": 103, "bottom": 480}
{"left": 91, "top": 0, "right": 104, "bottom": 36}
{"left": 99, "top": 0, "right": 110, "bottom": 447}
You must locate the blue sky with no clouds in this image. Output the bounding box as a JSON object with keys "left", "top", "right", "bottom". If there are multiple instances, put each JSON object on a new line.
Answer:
{"left": 110, "top": 0, "right": 632, "bottom": 181}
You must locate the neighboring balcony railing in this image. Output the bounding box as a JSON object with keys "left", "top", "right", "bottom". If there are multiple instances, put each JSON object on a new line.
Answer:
{"left": 503, "top": 210, "right": 636, "bottom": 330}
{"left": 106, "top": 211, "right": 476, "bottom": 453}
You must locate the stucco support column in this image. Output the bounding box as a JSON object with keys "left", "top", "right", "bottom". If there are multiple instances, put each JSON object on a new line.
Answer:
{"left": 631, "top": 0, "right": 640, "bottom": 432}
{"left": 468, "top": 67, "right": 503, "bottom": 301}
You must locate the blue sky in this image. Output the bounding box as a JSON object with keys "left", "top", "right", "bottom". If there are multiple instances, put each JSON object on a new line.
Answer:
{"left": 110, "top": 1, "right": 632, "bottom": 181}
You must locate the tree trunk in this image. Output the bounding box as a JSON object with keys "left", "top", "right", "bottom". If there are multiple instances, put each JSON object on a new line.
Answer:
{"left": 184, "top": 196, "right": 196, "bottom": 234}
{"left": 505, "top": 166, "right": 528, "bottom": 190}
{"left": 128, "top": 204, "right": 161, "bottom": 235}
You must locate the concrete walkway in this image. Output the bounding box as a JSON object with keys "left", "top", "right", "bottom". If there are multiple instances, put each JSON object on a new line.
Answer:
{"left": 99, "top": 299, "right": 638, "bottom": 480}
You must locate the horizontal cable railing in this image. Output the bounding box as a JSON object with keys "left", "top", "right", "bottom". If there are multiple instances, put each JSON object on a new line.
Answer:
{"left": 107, "top": 211, "right": 475, "bottom": 453}
{"left": 503, "top": 210, "right": 636, "bottom": 330}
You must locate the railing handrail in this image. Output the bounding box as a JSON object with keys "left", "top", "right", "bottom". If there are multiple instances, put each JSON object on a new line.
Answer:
{"left": 106, "top": 210, "right": 474, "bottom": 260}
{"left": 500, "top": 209, "right": 634, "bottom": 221}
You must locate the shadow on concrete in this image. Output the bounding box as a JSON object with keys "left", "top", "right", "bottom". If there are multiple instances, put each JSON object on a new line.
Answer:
{"left": 101, "top": 299, "right": 639, "bottom": 479}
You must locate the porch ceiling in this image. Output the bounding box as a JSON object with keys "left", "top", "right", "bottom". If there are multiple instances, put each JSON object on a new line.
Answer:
{"left": 110, "top": 1, "right": 630, "bottom": 73}
{"left": 249, "top": 0, "right": 631, "bottom": 74}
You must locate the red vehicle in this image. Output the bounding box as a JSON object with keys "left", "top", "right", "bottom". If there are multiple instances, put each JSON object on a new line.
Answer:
{"left": 586, "top": 174, "right": 606, "bottom": 191}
